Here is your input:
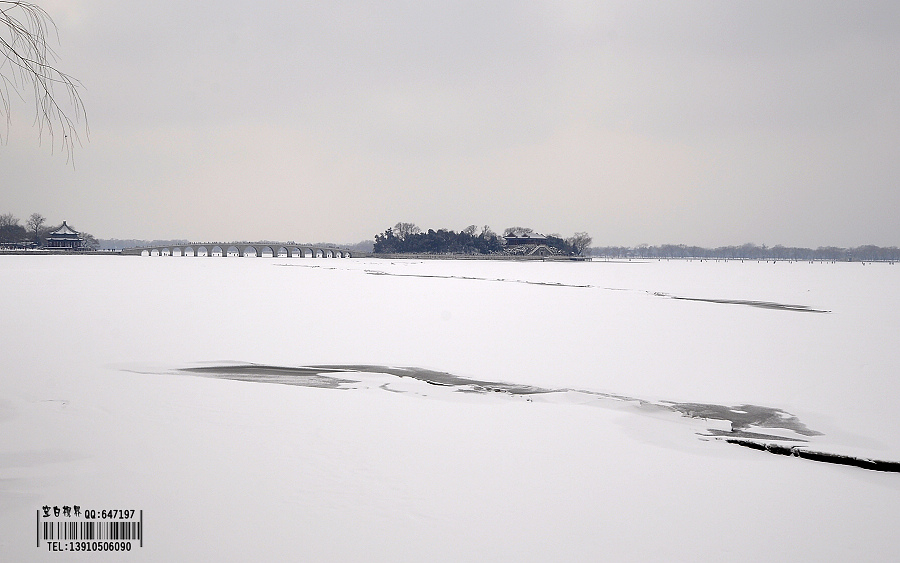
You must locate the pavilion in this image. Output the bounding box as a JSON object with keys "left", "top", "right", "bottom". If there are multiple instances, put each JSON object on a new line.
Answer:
{"left": 45, "top": 221, "right": 83, "bottom": 250}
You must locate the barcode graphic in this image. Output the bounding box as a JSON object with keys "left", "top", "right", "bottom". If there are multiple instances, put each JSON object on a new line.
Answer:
{"left": 42, "top": 521, "right": 142, "bottom": 541}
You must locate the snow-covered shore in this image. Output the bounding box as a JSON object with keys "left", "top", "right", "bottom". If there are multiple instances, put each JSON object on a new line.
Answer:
{"left": 2, "top": 256, "right": 898, "bottom": 561}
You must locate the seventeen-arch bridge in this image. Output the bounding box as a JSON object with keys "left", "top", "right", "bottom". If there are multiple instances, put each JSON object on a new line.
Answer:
{"left": 121, "top": 243, "right": 354, "bottom": 258}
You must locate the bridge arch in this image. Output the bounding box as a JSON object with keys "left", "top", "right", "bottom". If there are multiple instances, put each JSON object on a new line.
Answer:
{"left": 196, "top": 246, "right": 208, "bottom": 257}
{"left": 211, "top": 246, "right": 223, "bottom": 257}
{"left": 242, "top": 246, "right": 258, "bottom": 257}
{"left": 226, "top": 246, "right": 240, "bottom": 257}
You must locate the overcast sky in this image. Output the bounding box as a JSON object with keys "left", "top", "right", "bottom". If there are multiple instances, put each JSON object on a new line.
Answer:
{"left": 2, "top": 1, "right": 899, "bottom": 246}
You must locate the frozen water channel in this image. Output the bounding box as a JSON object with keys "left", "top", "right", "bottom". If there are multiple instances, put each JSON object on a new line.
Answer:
{"left": 1, "top": 256, "right": 898, "bottom": 561}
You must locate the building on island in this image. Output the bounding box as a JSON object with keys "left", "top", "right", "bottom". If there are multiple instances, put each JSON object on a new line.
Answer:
{"left": 502, "top": 232, "right": 556, "bottom": 257}
{"left": 45, "top": 221, "right": 83, "bottom": 250}
{"left": 502, "top": 233, "right": 548, "bottom": 246}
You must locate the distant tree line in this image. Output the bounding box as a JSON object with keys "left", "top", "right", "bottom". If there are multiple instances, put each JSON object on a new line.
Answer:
{"left": 373, "top": 223, "right": 592, "bottom": 256}
{"left": 0, "top": 212, "right": 99, "bottom": 249}
{"left": 590, "top": 243, "right": 900, "bottom": 262}
{"left": 343, "top": 240, "right": 375, "bottom": 254}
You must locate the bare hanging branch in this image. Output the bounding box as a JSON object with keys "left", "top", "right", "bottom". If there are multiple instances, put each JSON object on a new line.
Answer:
{"left": 0, "top": 1, "right": 87, "bottom": 162}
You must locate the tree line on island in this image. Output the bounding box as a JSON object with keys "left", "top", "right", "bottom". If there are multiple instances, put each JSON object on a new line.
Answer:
{"left": 0, "top": 213, "right": 99, "bottom": 249}
{"left": 374, "top": 223, "right": 592, "bottom": 256}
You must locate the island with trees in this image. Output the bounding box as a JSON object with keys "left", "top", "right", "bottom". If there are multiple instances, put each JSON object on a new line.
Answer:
{"left": 373, "top": 223, "right": 592, "bottom": 258}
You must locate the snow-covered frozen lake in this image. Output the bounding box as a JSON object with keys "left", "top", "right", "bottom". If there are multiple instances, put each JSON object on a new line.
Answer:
{"left": 2, "top": 255, "right": 899, "bottom": 561}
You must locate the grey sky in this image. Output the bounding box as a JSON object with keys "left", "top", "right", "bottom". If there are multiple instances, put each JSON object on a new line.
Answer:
{"left": 2, "top": 1, "right": 898, "bottom": 246}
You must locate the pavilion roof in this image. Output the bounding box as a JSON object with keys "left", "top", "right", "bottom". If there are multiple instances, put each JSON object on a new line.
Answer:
{"left": 503, "top": 232, "right": 547, "bottom": 240}
{"left": 49, "top": 221, "right": 79, "bottom": 236}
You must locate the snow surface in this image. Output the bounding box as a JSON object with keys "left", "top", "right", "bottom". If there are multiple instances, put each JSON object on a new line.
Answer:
{"left": 1, "top": 255, "right": 899, "bottom": 561}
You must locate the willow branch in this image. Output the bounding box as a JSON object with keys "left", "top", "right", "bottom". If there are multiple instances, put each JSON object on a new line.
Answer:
{"left": 0, "top": 1, "right": 87, "bottom": 163}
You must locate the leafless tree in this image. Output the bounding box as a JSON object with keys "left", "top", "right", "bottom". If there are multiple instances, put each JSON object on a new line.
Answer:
{"left": 1, "top": 1, "right": 86, "bottom": 160}
{"left": 80, "top": 231, "right": 98, "bottom": 250}
{"left": 26, "top": 211, "right": 43, "bottom": 239}
{"left": 566, "top": 232, "right": 593, "bottom": 256}
{"left": 0, "top": 211, "right": 25, "bottom": 242}
{"left": 503, "top": 226, "right": 535, "bottom": 237}
{"left": 393, "top": 222, "right": 421, "bottom": 241}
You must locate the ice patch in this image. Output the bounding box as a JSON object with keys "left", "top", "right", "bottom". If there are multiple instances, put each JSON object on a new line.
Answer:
{"left": 168, "top": 363, "right": 899, "bottom": 473}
